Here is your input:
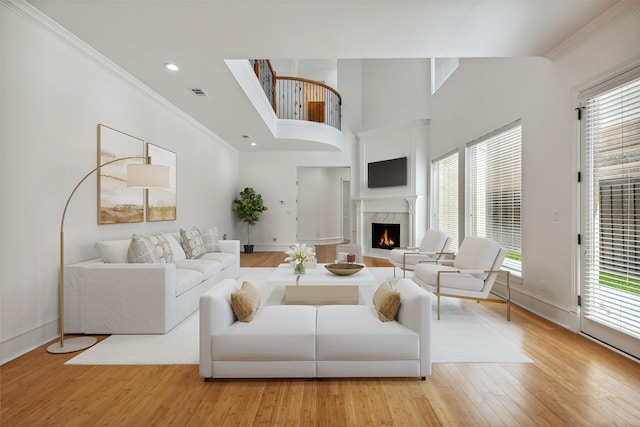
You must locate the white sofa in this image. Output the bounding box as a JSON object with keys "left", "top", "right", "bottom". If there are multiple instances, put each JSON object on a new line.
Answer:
{"left": 199, "top": 278, "right": 432, "bottom": 380}
{"left": 65, "top": 235, "right": 240, "bottom": 335}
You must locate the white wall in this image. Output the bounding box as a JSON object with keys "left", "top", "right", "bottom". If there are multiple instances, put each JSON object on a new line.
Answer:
{"left": 270, "top": 59, "right": 338, "bottom": 89}
{"left": 0, "top": 3, "right": 239, "bottom": 363}
{"left": 297, "top": 167, "right": 350, "bottom": 244}
{"left": 428, "top": 8, "right": 640, "bottom": 328}
{"left": 361, "top": 59, "right": 431, "bottom": 131}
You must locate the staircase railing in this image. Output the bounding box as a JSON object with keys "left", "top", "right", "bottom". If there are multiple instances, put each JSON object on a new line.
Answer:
{"left": 250, "top": 60, "right": 342, "bottom": 131}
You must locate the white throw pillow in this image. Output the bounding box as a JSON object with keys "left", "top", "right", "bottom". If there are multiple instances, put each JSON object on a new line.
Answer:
{"left": 161, "top": 233, "right": 186, "bottom": 262}
{"left": 95, "top": 239, "right": 131, "bottom": 263}
{"left": 196, "top": 226, "right": 220, "bottom": 252}
{"left": 128, "top": 233, "right": 173, "bottom": 263}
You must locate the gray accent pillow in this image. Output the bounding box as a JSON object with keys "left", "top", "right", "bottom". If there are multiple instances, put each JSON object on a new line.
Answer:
{"left": 196, "top": 226, "right": 220, "bottom": 252}
{"left": 180, "top": 227, "right": 205, "bottom": 259}
{"left": 127, "top": 233, "right": 173, "bottom": 263}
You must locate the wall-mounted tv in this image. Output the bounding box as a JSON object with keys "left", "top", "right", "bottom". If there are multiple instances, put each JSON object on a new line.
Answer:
{"left": 367, "top": 157, "right": 408, "bottom": 188}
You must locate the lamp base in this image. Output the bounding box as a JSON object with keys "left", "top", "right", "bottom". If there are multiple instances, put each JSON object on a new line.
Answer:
{"left": 47, "top": 336, "right": 97, "bottom": 354}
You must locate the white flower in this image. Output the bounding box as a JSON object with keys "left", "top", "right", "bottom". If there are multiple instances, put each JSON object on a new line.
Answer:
{"left": 284, "top": 243, "right": 315, "bottom": 264}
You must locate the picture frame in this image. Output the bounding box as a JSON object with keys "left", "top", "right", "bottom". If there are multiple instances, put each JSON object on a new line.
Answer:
{"left": 97, "top": 124, "right": 145, "bottom": 224}
{"left": 146, "top": 142, "right": 177, "bottom": 222}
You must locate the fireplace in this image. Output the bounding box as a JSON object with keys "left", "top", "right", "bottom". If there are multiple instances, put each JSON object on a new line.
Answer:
{"left": 372, "top": 223, "right": 400, "bottom": 250}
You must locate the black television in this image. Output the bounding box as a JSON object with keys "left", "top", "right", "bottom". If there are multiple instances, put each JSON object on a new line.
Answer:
{"left": 367, "top": 157, "right": 408, "bottom": 188}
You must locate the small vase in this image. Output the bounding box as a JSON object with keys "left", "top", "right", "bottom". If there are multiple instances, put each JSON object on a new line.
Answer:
{"left": 293, "top": 261, "right": 306, "bottom": 275}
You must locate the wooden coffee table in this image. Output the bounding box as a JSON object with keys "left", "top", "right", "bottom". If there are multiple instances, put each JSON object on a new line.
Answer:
{"left": 284, "top": 284, "right": 359, "bottom": 305}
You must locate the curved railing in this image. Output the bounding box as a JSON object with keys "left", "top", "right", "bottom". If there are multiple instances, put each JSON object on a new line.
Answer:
{"left": 251, "top": 60, "right": 342, "bottom": 131}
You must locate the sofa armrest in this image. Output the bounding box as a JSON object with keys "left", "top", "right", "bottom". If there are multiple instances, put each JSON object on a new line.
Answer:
{"left": 394, "top": 278, "right": 432, "bottom": 377}
{"left": 219, "top": 240, "right": 240, "bottom": 258}
{"left": 199, "top": 279, "right": 240, "bottom": 379}
{"left": 217, "top": 240, "right": 240, "bottom": 279}
{"left": 65, "top": 260, "right": 177, "bottom": 334}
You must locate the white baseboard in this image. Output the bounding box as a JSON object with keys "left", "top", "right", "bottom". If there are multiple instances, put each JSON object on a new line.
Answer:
{"left": 1, "top": 320, "right": 58, "bottom": 365}
{"left": 492, "top": 281, "right": 578, "bottom": 331}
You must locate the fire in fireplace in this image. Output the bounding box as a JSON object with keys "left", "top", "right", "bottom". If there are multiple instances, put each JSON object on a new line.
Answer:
{"left": 372, "top": 223, "right": 400, "bottom": 250}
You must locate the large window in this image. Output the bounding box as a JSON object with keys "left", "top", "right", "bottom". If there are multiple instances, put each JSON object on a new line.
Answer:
{"left": 431, "top": 151, "right": 459, "bottom": 252}
{"left": 467, "top": 121, "right": 522, "bottom": 272}
{"left": 581, "top": 67, "right": 640, "bottom": 357}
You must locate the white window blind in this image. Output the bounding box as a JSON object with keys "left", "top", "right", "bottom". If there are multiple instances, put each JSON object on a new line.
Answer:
{"left": 467, "top": 122, "right": 522, "bottom": 272}
{"left": 582, "top": 70, "right": 640, "bottom": 342}
{"left": 432, "top": 151, "right": 459, "bottom": 252}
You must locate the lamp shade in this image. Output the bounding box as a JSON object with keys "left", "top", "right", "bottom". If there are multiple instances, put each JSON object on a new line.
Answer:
{"left": 127, "top": 164, "right": 170, "bottom": 189}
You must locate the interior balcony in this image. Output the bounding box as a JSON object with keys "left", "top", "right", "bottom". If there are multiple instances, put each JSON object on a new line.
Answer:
{"left": 226, "top": 59, "right": 343, "bottom": 151}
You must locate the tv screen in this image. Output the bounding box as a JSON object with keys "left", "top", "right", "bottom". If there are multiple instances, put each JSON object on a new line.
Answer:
{"left": 367, "top": 157, "right": 407, "bottom": 188}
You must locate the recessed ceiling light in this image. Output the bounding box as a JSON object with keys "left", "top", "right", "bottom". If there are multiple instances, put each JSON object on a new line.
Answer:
{"left": 250, "top": 142, "right": 257, "bottom": 146}
{"left": 164, "top": 63, "right": 179, "bottom": 71}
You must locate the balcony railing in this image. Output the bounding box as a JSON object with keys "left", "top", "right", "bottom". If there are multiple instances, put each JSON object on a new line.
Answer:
{"left": 250, "top": 59, "right": 342, "bottom": 131}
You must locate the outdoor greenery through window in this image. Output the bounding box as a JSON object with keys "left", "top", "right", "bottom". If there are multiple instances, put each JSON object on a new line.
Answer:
{"left": 467, "top": 122, "right": 522, "bottom": 273}
{"left": 431, "top": 151, "right": 459, "bottom": 252}
{"left": 582, "top": 68, "right": 640, "bottom": 343}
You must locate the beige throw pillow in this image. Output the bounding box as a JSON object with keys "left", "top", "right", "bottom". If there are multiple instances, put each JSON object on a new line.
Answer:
{"left": 230, "top": 281, "right": 261, "bottom": 322}
{"left": 373, "top": 281, "right": 401, "bottom": 322}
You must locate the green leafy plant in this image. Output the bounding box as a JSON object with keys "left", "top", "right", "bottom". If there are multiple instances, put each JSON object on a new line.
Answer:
{"left": 232, "top": 187, "right": 268, "bottom": 248}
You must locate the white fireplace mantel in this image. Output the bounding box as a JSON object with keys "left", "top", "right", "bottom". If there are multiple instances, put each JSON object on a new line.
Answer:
{"left": 353, "top": 196, "right": 424, "bottom": 257}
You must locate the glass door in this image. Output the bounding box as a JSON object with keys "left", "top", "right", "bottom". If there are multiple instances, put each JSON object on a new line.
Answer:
{"left": 580, "top": 66, "right": 640, "bottom": 359}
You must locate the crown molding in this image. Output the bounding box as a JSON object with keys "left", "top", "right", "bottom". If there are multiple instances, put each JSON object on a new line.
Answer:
{"left": 1, "top": 0, "right": 234, "bottom": 151}
{"left": 545, "top": 1, "right": 640, "bottom": 61}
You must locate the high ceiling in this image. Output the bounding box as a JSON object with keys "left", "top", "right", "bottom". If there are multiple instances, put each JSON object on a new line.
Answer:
{"left": 26, "top": 0, "right": 633, "bottom": 151}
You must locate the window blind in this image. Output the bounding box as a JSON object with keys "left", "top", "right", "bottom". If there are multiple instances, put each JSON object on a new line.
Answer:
{"left": 582, "top": 70, "right": 640, "bottom": 342}
{"left": 432, "top": 151, "right": 459, "bottom": 252}
{"left": 467, "top": 122, "right": 522, "bottom": 272}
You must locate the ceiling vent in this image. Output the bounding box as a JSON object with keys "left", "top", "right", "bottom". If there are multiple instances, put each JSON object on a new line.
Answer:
{"left": 190, "top": 88, "right": 208, "bottom": 97}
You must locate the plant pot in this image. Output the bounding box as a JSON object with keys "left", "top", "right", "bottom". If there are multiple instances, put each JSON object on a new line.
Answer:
{"left": 244, "top": 244, "right": 254, "bottom": 254}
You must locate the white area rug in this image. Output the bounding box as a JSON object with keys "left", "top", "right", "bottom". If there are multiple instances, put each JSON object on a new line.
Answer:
{"left": 66, "top": 267, "right": 532, "bottom": 365}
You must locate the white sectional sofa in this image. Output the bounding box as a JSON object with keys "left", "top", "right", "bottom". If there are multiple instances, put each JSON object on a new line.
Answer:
{"left": 199, "top": 278, "right": 432, "bottom": 380}
{"left": 65, "top": 233, "right": 240, "bottom": 335}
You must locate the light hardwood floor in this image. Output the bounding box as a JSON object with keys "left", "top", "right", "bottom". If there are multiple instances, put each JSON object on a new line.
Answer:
{"left": 2, "top": 246, "right": 639, "bottom": 426}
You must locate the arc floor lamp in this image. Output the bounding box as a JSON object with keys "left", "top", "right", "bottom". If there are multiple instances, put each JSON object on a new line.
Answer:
{"left": 47, "top": 156, "right": 170, "bottom": 354}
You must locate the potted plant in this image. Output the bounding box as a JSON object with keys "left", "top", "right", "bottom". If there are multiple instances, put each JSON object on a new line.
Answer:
{"left": 232, "top": 187, "right": 268, "bottom": 253}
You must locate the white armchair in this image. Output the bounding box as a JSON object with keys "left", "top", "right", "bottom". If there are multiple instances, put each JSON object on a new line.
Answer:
{"left": 411, "top": 236, "right": 510, "bottom": 320}
{"left": 389, "top": 229, "right": 451, "bottom": 277}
